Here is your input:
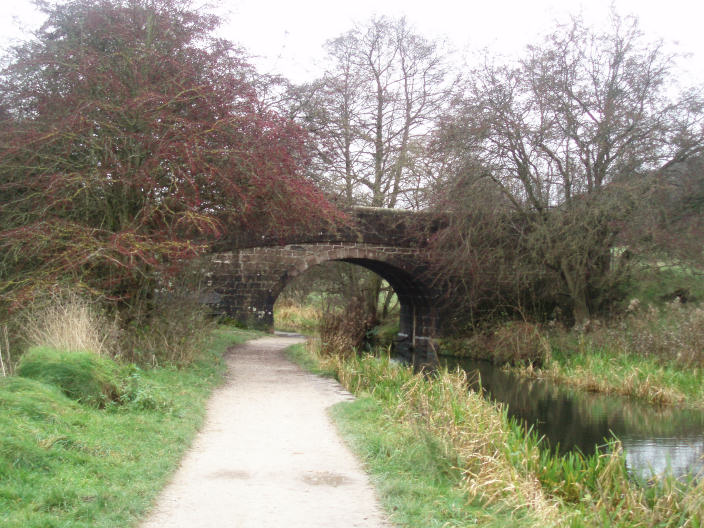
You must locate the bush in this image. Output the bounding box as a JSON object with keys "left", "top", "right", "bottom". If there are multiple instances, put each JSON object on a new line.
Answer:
{"left": 16, "top": 346, "right": 121, "bottom": 407}
{"left": 120, "top": 298, "right": 217, "bottom": 365}
{"left": 318, "top": 298, "right": 376, "bottom": 357}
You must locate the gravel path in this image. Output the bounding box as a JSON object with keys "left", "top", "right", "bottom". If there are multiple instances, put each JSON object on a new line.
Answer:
{"left": 140, "top": 335, "right": 392, "bottom": 528}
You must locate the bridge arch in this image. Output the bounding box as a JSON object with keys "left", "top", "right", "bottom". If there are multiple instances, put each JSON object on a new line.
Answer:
{"left": 207, "top": 242, "right": 438, "bottom": 364}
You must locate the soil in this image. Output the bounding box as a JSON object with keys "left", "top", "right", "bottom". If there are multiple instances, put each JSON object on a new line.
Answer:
{"left": 140, "top": 335, "right": 392, "bottom": 528}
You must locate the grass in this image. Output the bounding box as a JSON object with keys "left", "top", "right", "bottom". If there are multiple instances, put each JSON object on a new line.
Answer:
{"left": 20, "top": 293, "right": 119, "bottom": 358}
{"left": 273, "top": 301, "right": 321, "bottom": 334}
{"left": 289, "top": 340, "right": 704, "bottom": 527}
{"left": 16, "top": 347, "right": 121, "bottom": 407}
{"left": 331, "top": 397, "right": 497, "bottom": 527}
{"left": 504, "top": 301, "right": 704, "bottom": 408}
{"left": 525, "top": 342, "right": 704, "bottom": 407}
{"left": 627, "top": 264, "right": 704, "bottom": 307}
{"left": 0, "top": 326, "right": 261, "bottom": 528}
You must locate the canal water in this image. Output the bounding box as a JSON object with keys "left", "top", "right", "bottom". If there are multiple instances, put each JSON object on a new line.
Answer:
{"left": 441, "top": 357, "right": 704, "bottom": 479}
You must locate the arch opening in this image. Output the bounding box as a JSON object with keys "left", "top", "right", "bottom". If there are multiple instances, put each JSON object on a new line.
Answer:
{"left": 272, "top": 257, "right": 436, "bottom": 363}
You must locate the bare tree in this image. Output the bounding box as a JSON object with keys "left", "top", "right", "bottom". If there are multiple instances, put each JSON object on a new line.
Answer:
{"left": 433, "top": 13, "right": 703, "bottom": 323}
{"left": 291, "top": 16, "right": 453, "bottom": 208}
{"left": 281, "top": 17, "right": 454, "bottom": 325}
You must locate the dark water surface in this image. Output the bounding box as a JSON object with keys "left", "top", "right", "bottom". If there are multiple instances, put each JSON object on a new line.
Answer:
{"left": 442, "top": 357, "right": 704, "bottom": 479}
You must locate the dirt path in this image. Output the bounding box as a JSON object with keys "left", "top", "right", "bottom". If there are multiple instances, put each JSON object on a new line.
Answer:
{"left": 140, "top": 336, "right": 392, "bottom": 528}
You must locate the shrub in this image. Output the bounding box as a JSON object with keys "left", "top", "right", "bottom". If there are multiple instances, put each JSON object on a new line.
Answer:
{"left": 120, "top": 298, "right": 217, "bottom": 365}
{"left": 16, "top": 346, "right": 121, "bottom": 407}
{"left": 318, "top": 297, "right": 375, "bottom": 357}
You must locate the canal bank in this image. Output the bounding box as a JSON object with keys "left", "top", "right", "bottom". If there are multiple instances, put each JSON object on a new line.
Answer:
{"left": 291, "top": 339, "right": 704, "bottom": 528}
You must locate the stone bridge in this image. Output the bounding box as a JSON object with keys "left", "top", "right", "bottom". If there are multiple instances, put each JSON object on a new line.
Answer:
{"left": 204, "top": 207, "right": 443, "bottom": 365}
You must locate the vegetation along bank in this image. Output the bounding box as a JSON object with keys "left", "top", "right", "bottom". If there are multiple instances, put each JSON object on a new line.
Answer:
{"left": 289, "top": 339, "right": 704, "bottom": 528}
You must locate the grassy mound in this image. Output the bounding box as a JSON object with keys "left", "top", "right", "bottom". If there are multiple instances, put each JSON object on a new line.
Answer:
{"left": 16, "top": 347, "right": 121, "bottom": 408}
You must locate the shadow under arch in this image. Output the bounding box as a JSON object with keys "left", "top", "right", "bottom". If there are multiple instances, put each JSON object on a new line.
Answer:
{"left": 272, "top": 254, "right": 437, "bottom": 366}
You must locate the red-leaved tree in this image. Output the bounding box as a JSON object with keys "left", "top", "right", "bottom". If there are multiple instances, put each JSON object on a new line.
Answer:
{"left": 0, "top": 0, "right": 341, "bottom": 311}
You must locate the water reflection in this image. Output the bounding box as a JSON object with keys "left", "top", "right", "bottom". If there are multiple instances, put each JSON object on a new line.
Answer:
{"left": 442, "top": 357, "right": 704, "bottom": 479}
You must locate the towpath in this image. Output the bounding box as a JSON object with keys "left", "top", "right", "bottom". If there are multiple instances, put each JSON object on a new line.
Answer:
{"left": 140, "top": 335, "right": 391, "bottom": 528}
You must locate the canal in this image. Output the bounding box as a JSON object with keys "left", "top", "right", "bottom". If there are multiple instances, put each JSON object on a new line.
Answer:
{"left": 442, "top": 357, "right": 704, "bottom": 479}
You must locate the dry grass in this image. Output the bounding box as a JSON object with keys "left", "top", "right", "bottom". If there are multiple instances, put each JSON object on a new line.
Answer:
{"left": 14, "top": 291, "right": 219, "bottom": 366}
{"left": 324, "top": 349, "right": 561, "bottom": 524}
{"left": 397, "top": 370, "right": 557, "bottom": 521}
{"left": 441, "top": 321, "right": 550, "bottom": 365}
{"left": 513, "top": 301, "right": 704, "bottom": 406}
{"left": 612, "top": 300, "right": 704, "bottom": 366}
{"left": 536, "top": 359, "right": 689, "bottom": 406}
{"left": 274, "top": 300, "right": 321, "bottom": 333}
{"left": 21, "top": 293, "right": 119, "bottom": 357}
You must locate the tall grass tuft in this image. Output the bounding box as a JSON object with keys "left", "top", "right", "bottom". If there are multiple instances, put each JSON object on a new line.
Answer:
{"left": 21, "top": 293, "right": 119, "bottom": 357}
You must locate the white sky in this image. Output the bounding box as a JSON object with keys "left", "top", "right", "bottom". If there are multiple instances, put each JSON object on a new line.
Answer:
{"left": 1, "top": 0, "right": 702, "bottom": 84}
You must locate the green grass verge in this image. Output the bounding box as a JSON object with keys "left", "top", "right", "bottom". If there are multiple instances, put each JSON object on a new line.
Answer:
{"left": 285, "top": 341, "right": 336, "bottom": 377}
{"left": 0, "top": 326, "right": 261, "bottom": 528}
{"left": 525, "top": 341, "right": 704, "bottom": 408}
{"left": 331, "top": 397, "right": 514, "bottom": 527}
{"left": 288, "top": 342, "right": 704, "bottom": 527}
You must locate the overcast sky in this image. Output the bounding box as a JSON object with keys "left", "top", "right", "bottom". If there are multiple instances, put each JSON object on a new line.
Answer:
{"left": 2, "top": 0, "right": 702, "bottom": 84}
